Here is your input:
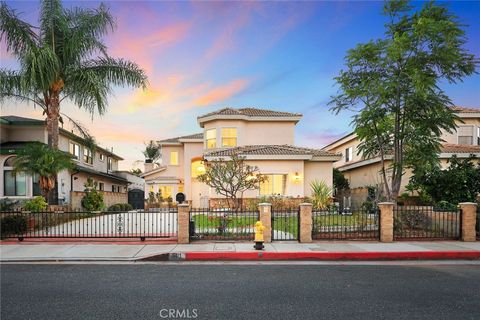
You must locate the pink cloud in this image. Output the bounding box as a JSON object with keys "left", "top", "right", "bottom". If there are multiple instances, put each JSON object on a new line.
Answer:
{"left": 194, "top": 79, "right": 249, "bottom": 106}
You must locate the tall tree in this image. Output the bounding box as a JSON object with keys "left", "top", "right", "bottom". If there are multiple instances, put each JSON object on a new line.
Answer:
{"left": 329, "top": 0, "right": 477, "bottom": 201}
{"left": 197, "top": 154, "right": 267, "bottom": 209}
{"left": 0, "top": 0, "right": 147, "bottom": 149}
{"left": 13, "top": 143, "right": 74, "bottom": 201}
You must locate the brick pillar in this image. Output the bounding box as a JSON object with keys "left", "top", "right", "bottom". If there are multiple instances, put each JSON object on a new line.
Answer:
{"left": 299, "top": 203, "right": 313, "bottom": 243}
{"left": 258, "top": 203, "right": 272, "bottom": 243}
{"left": 177, "top": 203, "right": 190, "bottom": 244}
{"left": 459, "top": 202, "right": 477, "bottom": 242}
{"left": 378, "top": 202, "right": 394, "bottom": 243}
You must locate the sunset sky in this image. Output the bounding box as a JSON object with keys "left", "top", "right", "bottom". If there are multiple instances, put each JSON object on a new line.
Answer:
{"left": 1, "top": 1, "right": 479, "bottom": 170}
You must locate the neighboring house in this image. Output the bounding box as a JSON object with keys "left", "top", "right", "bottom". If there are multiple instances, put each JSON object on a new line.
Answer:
{"left": 0, "top": 115, "right": 129, "bottom": 209}
{"left": 322, "top": 106, "right": 480, "bottom": 205}
{"left": 141, "top": 107, "right": 341, "bottom": 207}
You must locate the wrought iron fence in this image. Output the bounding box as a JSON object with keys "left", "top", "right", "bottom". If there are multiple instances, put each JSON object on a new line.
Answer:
{"left": 189, "top": 208, "right": 259, "bottom": 240}
{"left": 393, "top": 206, "right": 460, "bottom": 240}
{"left": 271, "top": 209, "right": 299, "bottom": 241}
{"left": 312, "top": 206, "right": 379, "bottom": 240}
{"left": 0, "top": 209, "right": 177, "bottom": 240}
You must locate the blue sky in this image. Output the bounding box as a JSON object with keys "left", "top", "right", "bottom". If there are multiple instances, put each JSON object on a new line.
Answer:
{"left": 1, "top": 1, "right": 479, "bottom": 170}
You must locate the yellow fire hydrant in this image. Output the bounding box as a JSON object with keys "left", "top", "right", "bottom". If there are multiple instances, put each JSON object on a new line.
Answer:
{"left": 254, "top": 221, "right": 265, "bottom": 250}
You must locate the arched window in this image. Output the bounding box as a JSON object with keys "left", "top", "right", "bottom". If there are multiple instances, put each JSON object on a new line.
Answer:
{"left": 3, "top": 156, "right": 26, "bottom": 196}
{"left": 191, "top": 159, "right": 205, "bottom": 179}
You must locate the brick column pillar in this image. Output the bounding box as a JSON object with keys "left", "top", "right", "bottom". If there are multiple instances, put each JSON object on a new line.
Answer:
{"left": 378, "top": 202, "right": 394, "bottom": 243}
{"left": 177, "top": 204, "right": 190, "bottom": 244}
{"left": 459, "top": 202, "right": 477, "bottom": 242}
{"left": 258, "top": 203, "right": 272, "bottom": 243}
{"left": 299, "top": 203, "right": 313, "bottom": 243}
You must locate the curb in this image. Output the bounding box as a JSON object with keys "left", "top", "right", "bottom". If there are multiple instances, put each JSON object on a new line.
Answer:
{"left": 181, "top": 251, "right": 480, "bottom": 261}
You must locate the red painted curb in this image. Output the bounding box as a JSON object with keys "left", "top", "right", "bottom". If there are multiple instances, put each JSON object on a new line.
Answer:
{"left": 185, "top": 251, "right": 480, "bottom": 261}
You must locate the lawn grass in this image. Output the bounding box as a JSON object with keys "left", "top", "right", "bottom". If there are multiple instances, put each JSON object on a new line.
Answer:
{"left": 191, "top": 214, "right": 257, "bottom": 229}
{"left": 313, "top": 213, "right": 376, "bottom": 227}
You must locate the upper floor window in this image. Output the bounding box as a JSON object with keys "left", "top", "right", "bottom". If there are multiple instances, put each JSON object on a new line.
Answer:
{"left": 205, "top": 128, "right": 216, "bottom": 149}
{"left": 98, "top": 182, "right": 104, "bottom": 191}
{"left": 83, "top": 147, "right": 93, "bottom": 164}
{"left": 99, "top": 154, "right": 105, "bottom": 161}
{"left": 69, "top": 142, "right": 80, "bottom": 160}
{"left": 259, "top": 174, "right": 286, "bottom": 196}
{"left": 345, "top": 147, "right": 353, "bottom": 162}
{"left": 170, "top": 151, "right": 179, "bottom": 165}
{"left": 478, "top": 127, "right": 480, "bottom": 145}
{"left": 107, "top": 157, "right": 112, "bottom": 171}
{"left": 458, "top": 125, "right": 474, "bottom": 145}
{"left": 221, "top": 128, "right": 237, "bottom": 147}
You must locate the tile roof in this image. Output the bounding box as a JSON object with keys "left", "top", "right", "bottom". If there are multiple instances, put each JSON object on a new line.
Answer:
{"left": 158, "top": 133, "right": 203, "bottom": 144}
{"left": 203, "top": 145, "right": 340, "bottom": 158}
{"left": 450, "top": 106, "right": 480, "bottom": 113}
{"left": 1, "top": 115, "right": 44, "bottom": 124}
{"left": 441, "top": 143, "right": 480, "bottom": 154}
{"left": 198, "top": 107, "right": 302, "bottom": 119}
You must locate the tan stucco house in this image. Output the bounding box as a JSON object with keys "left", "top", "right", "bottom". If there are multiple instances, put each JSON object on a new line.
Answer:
{"left": 322, "top": 106, "right": 480, "bottom": 205}
{"left": 141, "top": 107, "right": 341, "bottom": 207}
{"left": 0, "top": 115, "right": 132, "bottom": 208}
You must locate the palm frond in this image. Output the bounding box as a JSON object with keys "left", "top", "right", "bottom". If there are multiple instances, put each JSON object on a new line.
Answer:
{"left": 0, "top": 2, "right": 38, "bottom": 55}
{"left": 62, "top": 66, "right": 110, "bottom": 115}
{"left": 20, "top": 45, "right": 60, "bottom": 91}
{"left": 82, "top": 57, "right": 148, "bottom": 89}
{"left": 0, "top": 69, "right": 45, "bottom": 108}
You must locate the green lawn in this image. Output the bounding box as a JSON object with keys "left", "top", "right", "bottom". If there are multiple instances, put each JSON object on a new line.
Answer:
{"left": 191, "top": 214, "right": 257, "bottom": 230}
{"left": 313, "top": 214, "right": 376, "bottom": 227}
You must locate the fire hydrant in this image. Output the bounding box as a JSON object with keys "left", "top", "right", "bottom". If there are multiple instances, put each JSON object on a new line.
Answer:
{"left": 254, "top": 221, "right": 265, "bottom": 250}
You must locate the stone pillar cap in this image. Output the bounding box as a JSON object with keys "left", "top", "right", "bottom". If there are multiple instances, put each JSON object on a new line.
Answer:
{"left": 299, "top": 203, "right": 313, "bottom": 206}
{"left": 177, "top": 203, "right": 190, "bottom": 207}
{"left": 459, "top": 202, "right": 478, "bottom": 205}
{"left": 258, "top": 203, "right": 272, "bottom": 206}
{"left": 378, "top": 202, "right": 395, "bottom": 205}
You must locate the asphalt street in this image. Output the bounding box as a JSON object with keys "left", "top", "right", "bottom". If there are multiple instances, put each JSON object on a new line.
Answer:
{"left": 1, "top": 263, "right": 479, "bottom": 320}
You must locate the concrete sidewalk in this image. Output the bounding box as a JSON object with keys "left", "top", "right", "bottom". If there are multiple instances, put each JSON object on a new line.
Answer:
{"left": 1, "top": 241, "right": 480, "bottom": 262}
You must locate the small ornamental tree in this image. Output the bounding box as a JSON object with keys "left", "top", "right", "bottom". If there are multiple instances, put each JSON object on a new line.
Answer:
{"left": 81, "top": 177, "right": 104, "bottom": 211}
{"left": 197, "top": 154, "right": 268, "bottom": 209}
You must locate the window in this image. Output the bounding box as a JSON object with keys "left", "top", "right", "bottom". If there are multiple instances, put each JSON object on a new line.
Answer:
{"left": 458, "top": 126, "right": 474, "bottom": 145}
{"left": 83, "top": 147, "right": 93, "bottom": 164}
{"left": 205, "top": 128, "right": 216, "bottom": 149}
{"left": 99, "top": 154, "right": 105, "bottom": 161}
{"left": 170, "top": 151, "right": 179, "bottom": 165}
{"left": 98, "top": 182, "right": 104, "bottom": 191}
{"left": 259, "top": 174, "right": 286, "bottom": 196}
{"left": 69, "top": 142, "right": 80, "bottom": 159}
{"left": 107, "top": 157, "right": 112, "bottom": 171}
{"left": 112, "top": 185, "right": 117, "bottom": 193}
{"left": 32, "top": 173, "right": 41, "bottom": 196}
{"left": 191, "top": 160, "right": 205, "bottom": 178}
{"left": 221, "top": 128, "right": 237, "bottom": 147}
{"left": 477, "top": 127, "right": 480, "bottom": 145}
{"left": 159, "top": 186, "right": 173, "bottom": 199}
{"left": 3, "top": 157, "right": 27, "bottom": 196}
{"left": 345, "top": 147, "right": 353, "bottom": 162}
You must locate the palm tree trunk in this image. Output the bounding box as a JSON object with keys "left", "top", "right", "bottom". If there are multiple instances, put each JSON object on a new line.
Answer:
{"left": 46, "top": 97, "right": 60, "bottom": 149}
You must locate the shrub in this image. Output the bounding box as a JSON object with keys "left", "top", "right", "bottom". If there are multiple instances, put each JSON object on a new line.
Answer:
{"left": 107, "top": 203, "right": 133, "bottom": 212}
{"left": 394, "top": 210, "right": 430, "bottom": 230}
{"left": 81, "top": 178, "right": 104, "bottom": 211}
{"left": 0, "top": 198, "right": 20, "bottom": 211}
{"left": 23, "top": 196, "right": 48, "bottom": 212}
{"left": 1, "top": 215, "right": 28, "bottom": 237}
{"left": 310, "top": 180, "right": 333, "bottom": 210}
{"left": 435, "top": 201, "right": 457, "bottom": 211}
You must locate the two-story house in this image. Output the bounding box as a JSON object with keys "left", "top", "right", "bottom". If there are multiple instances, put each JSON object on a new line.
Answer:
{"left": 322, "top": 106, "right": 480, "bottom": 205}
{"left": 142, "top": 107, "right": 341, "bottom": 207}
{"left": 0, "top": 115, "right": 130, "bottom": 208}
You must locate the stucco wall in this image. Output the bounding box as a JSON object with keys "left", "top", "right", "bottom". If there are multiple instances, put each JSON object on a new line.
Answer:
{"left": 70, "top": 191, "right": 128, "bottom": 210}
{"left": 303, "top": 161, "right": 334, "bottom": 197}
{"left": 159, "top": 145, "right": 184, "bottom": 178}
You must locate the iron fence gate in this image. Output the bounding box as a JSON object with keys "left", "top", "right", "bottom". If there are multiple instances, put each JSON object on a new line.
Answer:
{"left": 271, "top": 209, "right": 299, "bottom": 241}
{"left": 189, "top": 208, "right": 259, "bottom": 241}
{"left": 393, "top": 206, "right": 460, "bottom": 240}
{"left": 312, "top": 206, "right": 379, "bottom": 240}
{"left": 0, "top": 209, "right": 177, "bottom": 240}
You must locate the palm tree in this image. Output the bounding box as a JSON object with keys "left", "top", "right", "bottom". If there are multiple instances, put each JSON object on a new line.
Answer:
{"left": 0, "top": 0, "right": 147, "bottom": 149}
{"left": 142, "top": 140, "right": 161, "bottom": 163}
{"left": 13, "top": 143, "right": 74, "bottom": 201}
